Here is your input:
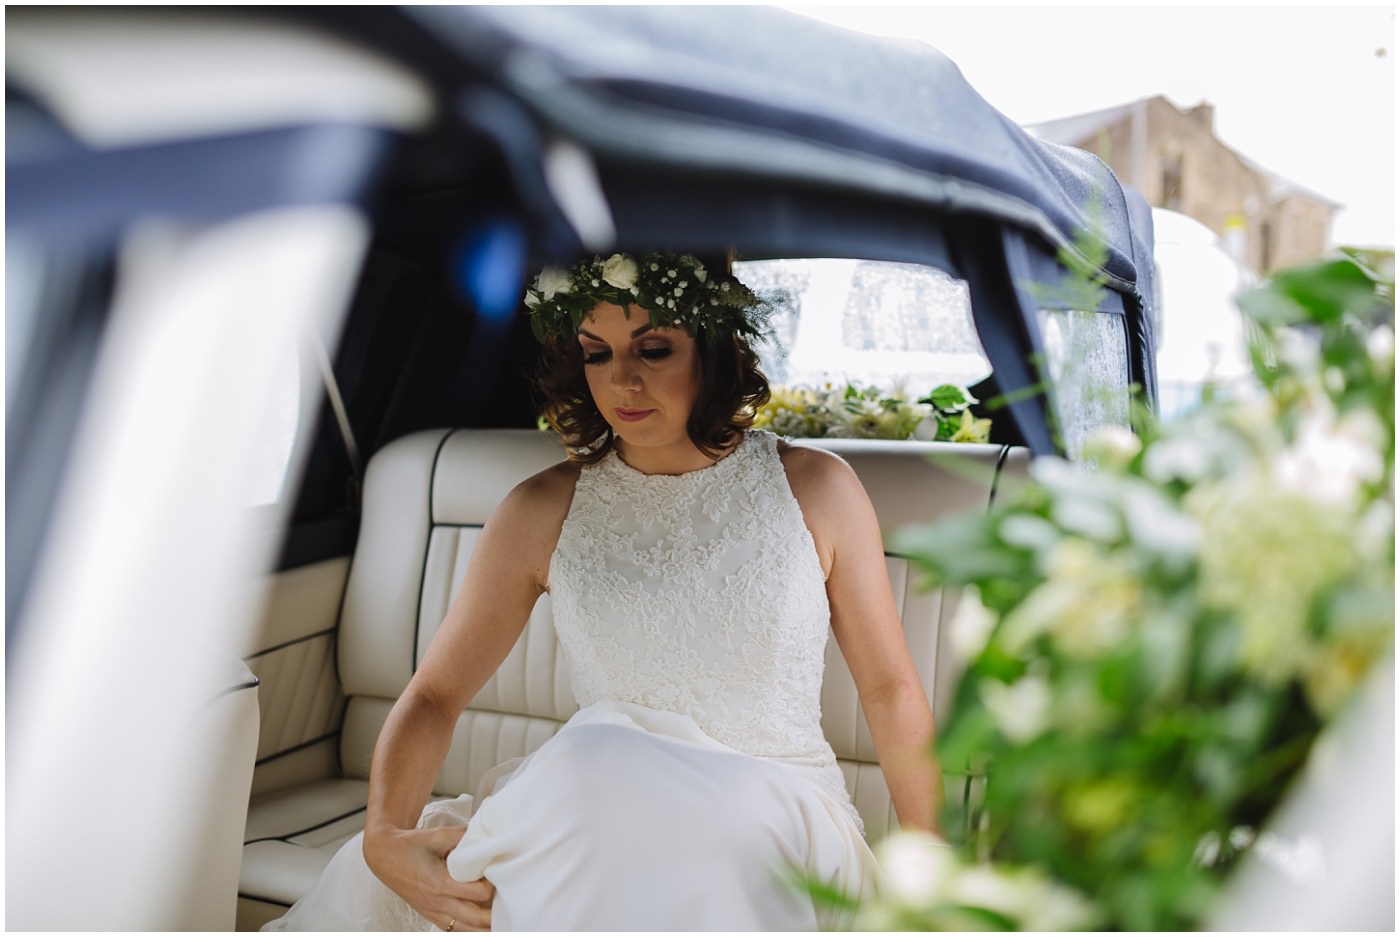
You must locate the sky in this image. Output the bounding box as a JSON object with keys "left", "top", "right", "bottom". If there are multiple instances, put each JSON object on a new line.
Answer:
{"left": 782, "top": 3, "right": 1396, "bottom": 250}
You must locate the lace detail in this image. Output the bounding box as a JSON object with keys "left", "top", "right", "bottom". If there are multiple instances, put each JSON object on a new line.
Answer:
{"left": 549, "top": 430, "right": 860, "bottom": 829}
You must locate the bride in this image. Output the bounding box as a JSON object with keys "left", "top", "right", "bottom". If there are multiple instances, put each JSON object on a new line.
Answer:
{"left": 264, "top": 251, "right": 940, "bottom": 931}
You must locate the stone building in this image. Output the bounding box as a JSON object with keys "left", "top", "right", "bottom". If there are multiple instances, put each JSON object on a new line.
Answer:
{"left": 1027, "top": 95, "right": 1338, "bottom": 273}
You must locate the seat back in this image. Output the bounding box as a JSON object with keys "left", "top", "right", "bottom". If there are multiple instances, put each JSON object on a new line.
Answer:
{"left": 337, "top": 429, "right": 575, "bottom": 798}
{"left": 336, "top": 428, "right": 1023, "bottom": 836}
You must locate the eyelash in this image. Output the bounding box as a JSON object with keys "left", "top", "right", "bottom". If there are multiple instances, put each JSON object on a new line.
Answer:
{"left": 582, "top": 347, "right": 673, "bottom": 365}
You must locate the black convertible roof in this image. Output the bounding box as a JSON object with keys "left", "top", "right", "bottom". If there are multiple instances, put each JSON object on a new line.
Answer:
{"left": 412, "top": 5, "right": 1143, "bottom": 283}
{"left": 379, "top": 5, "right": 1159, "bottom": 454}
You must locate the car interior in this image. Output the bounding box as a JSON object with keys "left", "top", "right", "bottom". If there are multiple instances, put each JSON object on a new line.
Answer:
{"left": 6, "top": 7, "right": 1160, "bottom": 929}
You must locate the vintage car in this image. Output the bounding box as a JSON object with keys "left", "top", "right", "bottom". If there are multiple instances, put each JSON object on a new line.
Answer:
{"left": 25, "top": 5, "right": 1369, "bottom": 931}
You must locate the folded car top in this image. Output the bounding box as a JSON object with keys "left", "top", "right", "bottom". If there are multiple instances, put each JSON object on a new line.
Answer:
{"left": 406, "top": 4, "right": 1143, "bottom": 292}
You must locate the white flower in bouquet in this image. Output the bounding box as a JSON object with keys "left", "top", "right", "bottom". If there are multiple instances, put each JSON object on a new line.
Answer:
{"left": 1189, "top": 476, "right": 1358, "bottom": 686}
{"left": 1367, "top": 323, "right": 1394, "bottom": 375}
{"left": 1273, "top": 405, "right": 1386, "bottom": 507}
{"left": 978, "top": 671, "right": 1051, "bottom": 743}
{"left": 998, "top": 538, "right": 1138, "bottom": 659}
{"left": 948, "top": 585, "right": 998, "bottom": 660}
{"left": 1120, "top": 481, "right": 1201, "bottom": 565}
{"left": 875, "top": 831, "right": 957, "bottom": 907}
{"left": 861, "top": 832, "right": 1099, "bottom": 931}
{"left": 953, "top": 864, "right": 1098, "bottom": 931}
{"left": 1082, "top": 424, "right": 1142, "bottom": 470}
{"left": 1142, "top": 431, "right": 1216, "bottom": 485}
{"left": 831, "top": 394, "right": 884, "bottom": 438}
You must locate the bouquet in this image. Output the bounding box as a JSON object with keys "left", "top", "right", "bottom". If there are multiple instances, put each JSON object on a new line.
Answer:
{"left": 753, "top": 380, "right": 991, "bottom": 442}
{"left": 864, "top": 252, "right": 1394, "bottom": 930}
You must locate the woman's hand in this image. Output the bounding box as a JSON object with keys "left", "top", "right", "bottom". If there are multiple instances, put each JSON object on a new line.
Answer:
{"left": 364, "top": 825, "right": 495, "bottom": 931}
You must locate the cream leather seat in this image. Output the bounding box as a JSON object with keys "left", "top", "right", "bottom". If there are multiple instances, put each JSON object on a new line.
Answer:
{"left": 237, "top": 428, "right": 1027, "bottom": 929}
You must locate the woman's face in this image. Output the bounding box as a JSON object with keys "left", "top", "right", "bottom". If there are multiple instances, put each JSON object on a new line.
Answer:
{"left": 579, "top": 301, "right": 701, "bottom": 463}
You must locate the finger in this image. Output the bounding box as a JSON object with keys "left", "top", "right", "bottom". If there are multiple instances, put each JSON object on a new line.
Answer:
{"left": 455, "top": 878, "right": 495, "bottom": 903}
{"left": 449, "top": 900, "right": 492, "bottom": 932}
{"left": 421, "top": 898, "right": 486, "bottom": 934}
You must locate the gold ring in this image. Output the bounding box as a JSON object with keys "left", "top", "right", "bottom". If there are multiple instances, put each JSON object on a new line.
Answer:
{"left": 446, "top": 918, "right": 456, "bottom": 932}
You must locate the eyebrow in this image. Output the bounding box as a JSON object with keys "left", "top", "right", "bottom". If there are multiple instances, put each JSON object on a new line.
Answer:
{"left": 578, "top": 324, "right": 655, "bottom": 341}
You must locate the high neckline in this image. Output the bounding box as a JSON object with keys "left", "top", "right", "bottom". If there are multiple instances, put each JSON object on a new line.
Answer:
{"left": 606, "top": 430, "right": 757, "bottom": 480}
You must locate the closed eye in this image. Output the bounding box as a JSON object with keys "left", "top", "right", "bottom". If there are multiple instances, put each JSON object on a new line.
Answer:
{"left": 582, "top": 349, "right": 611, "bottom": 366}
{"left": 638, "top": 347, "right": 673, "bottom": 361}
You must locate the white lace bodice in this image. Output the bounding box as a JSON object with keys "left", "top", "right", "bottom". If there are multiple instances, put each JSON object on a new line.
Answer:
{"left": 548, "top": 429, "right": 856, "bottom": 820}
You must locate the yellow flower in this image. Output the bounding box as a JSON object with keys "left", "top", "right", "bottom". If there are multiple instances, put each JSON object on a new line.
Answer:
{"left": 951, "top": 407, "right": 992, "bottom": 443}
{"left": 1064, "top": 777, "right": 1140, "bottom": 837}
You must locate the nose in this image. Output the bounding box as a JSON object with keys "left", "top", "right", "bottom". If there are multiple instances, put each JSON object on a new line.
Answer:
{"left": 609, "top": 354, "right": 642, "bottom": 393}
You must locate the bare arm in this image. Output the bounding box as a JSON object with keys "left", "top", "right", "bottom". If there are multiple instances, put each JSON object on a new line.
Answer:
{"left": 782, "top": 444, "right": 943, "bottom": 835}
{"left": 362, "top": 460, "right": 578, "bottom": 928}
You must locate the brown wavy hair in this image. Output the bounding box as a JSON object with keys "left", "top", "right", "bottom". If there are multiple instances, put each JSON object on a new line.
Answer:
{"left": 534, "top": 323, "right": 771, "bottom": 465}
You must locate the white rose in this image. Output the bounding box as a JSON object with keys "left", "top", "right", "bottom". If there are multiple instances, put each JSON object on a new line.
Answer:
{"left": 600, "top": 254, "right": 638, "bottom": 290}
{"left": 948, "top": 585, "right": 998, "bottom": 660}
{"left": 875, "top": 832, "right": 956, "bottom": 907}
{"left": 1273, "top": 406, "right": 1385, "bottom": 506}
{"left": 535, "top": 267, "right": 572, "bottom": 300}
{"left": 950, "top": 866, "right": 1032, "bottom": 919}
{"left": 979, "top": 673, "right": 1051, "bottom": 743}
{"left": 1367, "top": 323, "right": 1394, "bottom": 375}
{"left": 1083, "top": 424, "right": 1141, "bottom": 470}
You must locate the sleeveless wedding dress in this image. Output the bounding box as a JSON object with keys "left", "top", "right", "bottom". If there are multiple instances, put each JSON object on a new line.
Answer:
{"left": 265, "top": 429, "right": 875, "bottom": 931}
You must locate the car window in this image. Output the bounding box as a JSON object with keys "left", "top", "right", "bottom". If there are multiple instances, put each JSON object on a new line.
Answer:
{"left": 734, "top": 257, "right": 991, "bottom": 393}
{"left": 1036, "top": 307, "right": 1131, "bottom": 460}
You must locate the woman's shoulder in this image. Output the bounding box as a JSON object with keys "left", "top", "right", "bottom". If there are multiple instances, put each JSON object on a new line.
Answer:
{"left": 775, "top": 437, "right": 859, "bottom": 493}
{"left": 512, "top": 458, "right": 582, "bottom": 506}
{"left": 775, "top": 438, "right": 873, "bottom": 526}
{"left": 492, "top": 458, "right": 582, "bottom": 530}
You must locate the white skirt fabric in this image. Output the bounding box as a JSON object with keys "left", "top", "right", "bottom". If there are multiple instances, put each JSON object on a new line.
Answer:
{"left": 264, "top": 700, "right": 875, "bottom": 931}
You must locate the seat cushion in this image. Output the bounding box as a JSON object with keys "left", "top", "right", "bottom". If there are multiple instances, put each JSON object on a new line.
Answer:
{"left": 241, "top": 778, "right": 372, "bottom": 909}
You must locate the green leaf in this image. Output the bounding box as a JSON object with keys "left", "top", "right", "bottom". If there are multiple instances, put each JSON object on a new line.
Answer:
{"left": 936, "top": 903, "right": 1019, "bottom": 931}
{"left": 891, "top": 515, "right": 1031, "bottom": 583}
{"left": 795, "top": 873, "right": 860, "bottom": 912}
{"left": 927, "top": 383, "right": 973, "bottom": 411}
{"left": 1238, "top": 257, "right": 1378, "bottom": 326}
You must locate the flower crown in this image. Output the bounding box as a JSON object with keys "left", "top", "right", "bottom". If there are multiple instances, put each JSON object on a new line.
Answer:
{"left": 524, "top": 251, "right": 769, "bottom": 342}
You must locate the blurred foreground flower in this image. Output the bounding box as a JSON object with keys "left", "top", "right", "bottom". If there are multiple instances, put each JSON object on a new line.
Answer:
{"left": 858, "top": 832, "right": 1100, "bottom": 932}
{"left": 878, "top": 252, "right": 1394, "bottom": 930}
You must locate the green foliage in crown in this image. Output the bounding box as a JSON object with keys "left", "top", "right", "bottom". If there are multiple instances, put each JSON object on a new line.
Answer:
{"left": 524, "top": 252, "right": 770, "bottom": 342}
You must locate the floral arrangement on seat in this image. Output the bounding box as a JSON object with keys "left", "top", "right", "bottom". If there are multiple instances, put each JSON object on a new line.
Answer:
{"left": 753, "top": 380, "right": 992, "bottom": 443}
{"left": 850, "top": 251, "right": 1394, "bottom": 930}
